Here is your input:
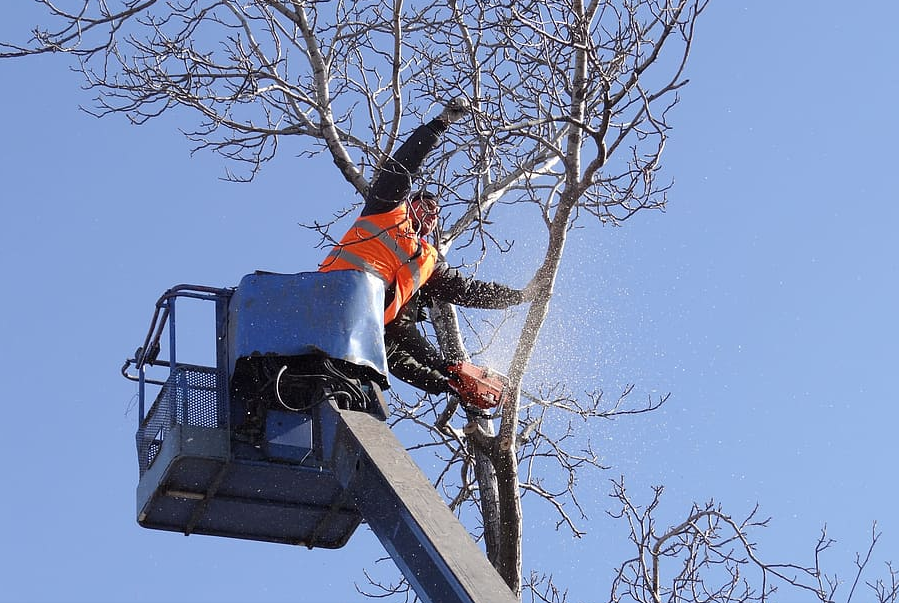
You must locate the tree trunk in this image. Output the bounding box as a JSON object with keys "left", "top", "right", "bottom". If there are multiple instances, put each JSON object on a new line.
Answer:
{"left": 431, "top": 300, "right": 503, "bottom": 567}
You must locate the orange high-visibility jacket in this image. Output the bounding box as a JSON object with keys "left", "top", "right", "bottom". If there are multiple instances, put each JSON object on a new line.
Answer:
{"left": 319, "top": 204, "right": 438, "bottom": 324}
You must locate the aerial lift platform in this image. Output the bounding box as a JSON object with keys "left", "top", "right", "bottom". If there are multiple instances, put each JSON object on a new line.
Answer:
{"left": 122, "top": 270, "right": 517, "bottom": 603}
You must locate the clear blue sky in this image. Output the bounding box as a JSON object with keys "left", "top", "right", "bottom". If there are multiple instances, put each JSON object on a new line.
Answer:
{"left": 1, "top": 2, "right": 896, "bottom": 602}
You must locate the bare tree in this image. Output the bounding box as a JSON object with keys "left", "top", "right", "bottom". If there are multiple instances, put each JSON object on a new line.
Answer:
{"left": 20, "top": 2, "right": 895, "bottom": 603}
{"left": 606, "top": 478, "right": 898, "bottom": 603}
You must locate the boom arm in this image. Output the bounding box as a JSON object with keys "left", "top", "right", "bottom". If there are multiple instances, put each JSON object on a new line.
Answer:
{"left": 323, "top": 400, "right": 518, "bottom": 603}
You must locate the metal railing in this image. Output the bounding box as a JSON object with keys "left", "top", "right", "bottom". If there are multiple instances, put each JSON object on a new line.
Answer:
{"left": 122, "top": 284, "right": 233, "bottom": 474}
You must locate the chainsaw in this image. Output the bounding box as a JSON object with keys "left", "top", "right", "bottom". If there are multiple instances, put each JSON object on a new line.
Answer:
{"left": 446, "top": 361, "right": 511, "bottom": 411}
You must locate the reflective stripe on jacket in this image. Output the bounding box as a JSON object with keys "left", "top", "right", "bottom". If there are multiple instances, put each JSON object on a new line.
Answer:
{"left": 319, "top": 204, "right": 438, "bottom": 324}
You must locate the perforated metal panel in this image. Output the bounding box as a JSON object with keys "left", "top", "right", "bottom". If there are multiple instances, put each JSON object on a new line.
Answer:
{"left": 136, "top": 365, "right": 225, "bottom": 475}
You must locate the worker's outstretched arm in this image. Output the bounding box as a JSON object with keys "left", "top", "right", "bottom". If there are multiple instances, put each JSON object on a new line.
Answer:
{"left": 384, "top": 298, "right": 453, "bottom": 395}
{"left": 364, "top": 98, "right": 470, "bottom": 215}
{"left": 420, "top": 262, "right": 531, "bottom": 309}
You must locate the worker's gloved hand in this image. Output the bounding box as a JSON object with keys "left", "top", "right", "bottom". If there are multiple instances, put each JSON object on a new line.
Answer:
{"left": 444, "top": 363, "right": 466, "bottom": 395}
{"left": 439, "top": 96, "right": 470, "bottom": 124}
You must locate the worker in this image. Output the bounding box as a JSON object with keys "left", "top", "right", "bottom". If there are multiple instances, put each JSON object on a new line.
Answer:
{"left": 320, "top": 98, "right": 541, "bottom": 400}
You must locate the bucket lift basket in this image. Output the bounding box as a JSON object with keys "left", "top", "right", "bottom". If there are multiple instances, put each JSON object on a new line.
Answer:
{"left": 122, "top": 271, "right": 389, "bottom": 548}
